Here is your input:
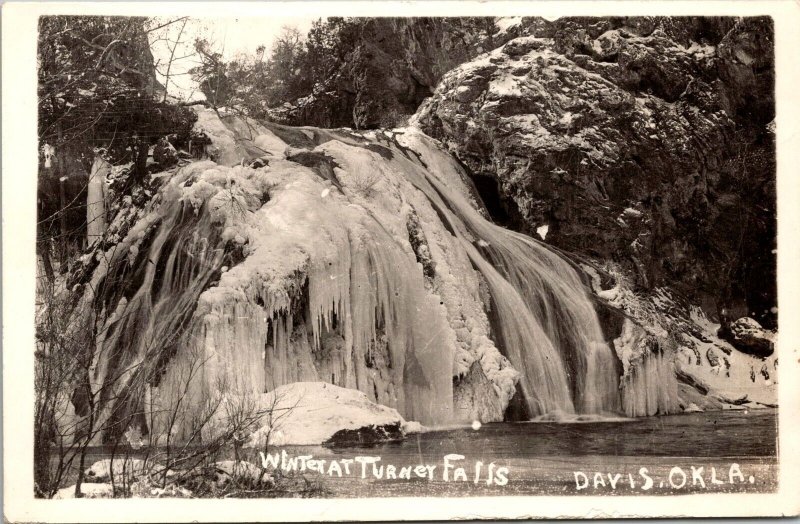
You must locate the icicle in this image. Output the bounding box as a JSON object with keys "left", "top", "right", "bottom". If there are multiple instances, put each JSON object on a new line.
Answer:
{"left": 85, "top": 121, "right": 665, "bottom": 442}
{"left": 308, "top": 229, "right": 352, "bottom": 350}
{"left": 621, "top": 345, "right": 680, "bottom": 417}
{"left": 86, "top": 155, "right": 110, "bottom": 244}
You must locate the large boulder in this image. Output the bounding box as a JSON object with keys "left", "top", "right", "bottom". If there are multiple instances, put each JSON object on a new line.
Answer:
{"left": 246, "top": 382, "right": 423, "bottom": 447}
{"left": 720, "top": 317, "right": 775, "bottom": 357}
{"left": 414, "top": 16, "right": 775, "bottom": 324}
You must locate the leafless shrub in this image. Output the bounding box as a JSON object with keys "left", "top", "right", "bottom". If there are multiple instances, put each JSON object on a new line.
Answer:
{"left": 349, "top": 171, "right": 381, "bottom": 197}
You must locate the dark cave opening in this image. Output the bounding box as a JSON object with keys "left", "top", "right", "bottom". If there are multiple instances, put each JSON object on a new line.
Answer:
{"left": 470, "top": 173, "right": 512, "bottom": 225}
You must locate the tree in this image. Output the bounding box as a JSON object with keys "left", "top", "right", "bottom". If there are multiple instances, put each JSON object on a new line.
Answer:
{"left": 37, "top": 16, "right": 164, "bottom": 160}
{"left": 37, "top": 16, "right": 196, "bottom": 273}
{"left": 191, "top": 38, "right": 235, "bottom": 108}
{"left": 302, "top": 17, "right": 355, "bottom": 82}
{"left": 265, "top": 26, "right": 311, "bottom": 104}
{"left": 190, "top": 25, "right": 312, "bottom": 118}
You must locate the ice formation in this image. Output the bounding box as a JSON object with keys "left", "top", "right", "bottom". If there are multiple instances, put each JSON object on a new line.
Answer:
{"left": 614, "top": 318, "right": 680, "bottom": 417}
{"left": 392, "top": 130, "right": 621, "bottom": 416}
{"left": 86, "top": 156, "right": 110, "bottom": 243}
{"left": 70, "top": 108, "right": 678, "bottom": 443}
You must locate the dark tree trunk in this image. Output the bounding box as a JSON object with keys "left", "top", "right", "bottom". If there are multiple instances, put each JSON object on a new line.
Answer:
{"left": 40, "top": 245, "right": 55, "bottom": 284}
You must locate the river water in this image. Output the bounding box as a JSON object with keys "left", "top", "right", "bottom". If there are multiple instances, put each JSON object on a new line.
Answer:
{"left": 269, "top": 409, "right": 778, "bottom": 497}
{"left": 76, "top": 409, "right": 777, "bottom": 497}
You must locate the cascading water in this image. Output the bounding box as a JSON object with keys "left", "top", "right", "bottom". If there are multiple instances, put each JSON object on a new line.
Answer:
{"left": 149, "top": 158, "right": 455, "bottom": 438}
{"left": 68, "top": 179, "right": 234, "bottom": 443}
{"left": 69, "top": 111, "right": 673, "bottom": 444}
{"left": 373, "top": 132, "right": 622, "bottom": 417}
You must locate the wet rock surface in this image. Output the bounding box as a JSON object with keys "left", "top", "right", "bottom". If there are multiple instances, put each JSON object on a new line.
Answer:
{"left": 324, "top": 422, "right": 405, "bottom": 448}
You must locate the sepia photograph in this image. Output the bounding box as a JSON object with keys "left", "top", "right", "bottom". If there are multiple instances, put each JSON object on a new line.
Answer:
{"left": 3, "top": 1, "right": 799, "bottom": 521}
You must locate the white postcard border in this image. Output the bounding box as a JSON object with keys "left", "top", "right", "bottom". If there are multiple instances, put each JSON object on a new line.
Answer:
{"left": 3, "top": 2, "right": 799, "bottom": 521}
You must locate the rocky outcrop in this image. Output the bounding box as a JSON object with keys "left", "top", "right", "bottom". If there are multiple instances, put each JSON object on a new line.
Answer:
{"left": 414, "top": 16, "right": 775, "bottom": 327}
{"left": 453, "top": 361, "right": 510, "bottom": 423}
{"left": 268, "top": 18, "right": 534, "bottom": 129}
{"left": 324, "top": 422, "right": 405, "bottom": 447}
{"left": 719, "top": 317, "right": 775, "bottom": 357}
{"left": 586, "top": 261, "right": 777, "bottom": 410}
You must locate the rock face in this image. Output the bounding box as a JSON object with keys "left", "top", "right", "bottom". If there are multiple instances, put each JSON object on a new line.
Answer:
{"left": 268, "top": 18, "right": 531, "bottom": 129}
{"left": 413, "top": 16, "right": 775, "bottom": 327}
{"left": 586, "top": 262, "right": 777, "bottom": 411}
{"left": 453, "top": 361, "right": 508, "bottom": 423}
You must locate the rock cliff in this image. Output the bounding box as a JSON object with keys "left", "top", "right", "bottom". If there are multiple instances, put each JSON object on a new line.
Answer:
{"left": 268, "top": 17, "right": 530, "bottom": 129}
{"left": 412, "top": 17, "right": 775, "bottom": 328}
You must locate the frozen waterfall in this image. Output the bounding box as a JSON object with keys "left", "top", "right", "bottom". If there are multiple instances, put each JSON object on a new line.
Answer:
{"left": 70, "top": 113, "right": 676, "bottom": 444}
{"left": 385, "top": 131, "right": 622, "bottom": 417}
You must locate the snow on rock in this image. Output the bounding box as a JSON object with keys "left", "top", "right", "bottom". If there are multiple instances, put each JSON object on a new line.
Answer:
{"left": 252, "top": 130, "right": 289, "bottom": 158}
{"left": 194, "top": 107, "right": 288, "bottom": 166}
{"left": 676, "top": 309, "right": 777, "bottom": 408}
{"left": 683, "top": 403, "right": 703, "bottom": 413}
{"left": 721, "top": 317, "right": 775, "bottom": 358}
{"left": 414, "top": 19, "right": 775, "bottom": 343}
{"left": 402, "top": 420, "right": 424, "bottom": 434}
{"left": 194, "top": 108, "right": 241, "bottom": 166}
{"left": 495, "top": 17, "right": 523, "bottom": 36}
{"left": 587, "top": 261, "right": 777, "bottom": 412}
{"left": 246, "top": 382, "right": 414, "bottom": 446}
{"left": 536, "top": 224, "right": 549, "bottom": 240}
{"left": 265, "top": 19, "right": 540, "bottom": 130}
{"left": 84, "top": 458, "right": 150, "bottom": 483}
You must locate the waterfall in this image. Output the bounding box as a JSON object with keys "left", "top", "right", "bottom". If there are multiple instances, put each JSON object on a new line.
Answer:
{"left": 70, "top": 185, "right": 231, "bottom": 444}
{"left": 383, "top": 132, "right": 622, "bottom": 416}
{"left": 73, "top": 119, "right": 644, "bottom": 444}
{"left": 149, "top": 161, "right": 455, "bottom": 438}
